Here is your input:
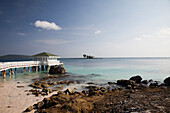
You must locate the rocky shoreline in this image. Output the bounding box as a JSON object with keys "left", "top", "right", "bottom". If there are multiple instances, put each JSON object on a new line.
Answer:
{"left": 24, "top": 75, "right": 170, "bottom": 113}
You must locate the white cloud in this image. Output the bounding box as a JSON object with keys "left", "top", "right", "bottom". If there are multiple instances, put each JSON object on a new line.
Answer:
{"left": 34, "top": 20, "right": 62, "bottom": 31}
{"left": 156, "top": 28, "right": 170, "bottom": 36}
{"left": 94, "top": 30, "right": 102, "bottom": 34}
{"left": 17, "top": 32, "right": 26, "bottom": 36}
{"left": 134, "top": 38, "right": 142, "bottom": 41}
{"left": 35, "top": 39, "right": 70, "bottom": 45}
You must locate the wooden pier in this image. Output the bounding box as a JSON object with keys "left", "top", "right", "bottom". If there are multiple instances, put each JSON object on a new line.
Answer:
{"left": 0, "top": 52, "right": 63, "bottom": 78}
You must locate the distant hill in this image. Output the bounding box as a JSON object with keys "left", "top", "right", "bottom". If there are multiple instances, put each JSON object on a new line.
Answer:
{"left": 0, "top": 54, "right": 31, "bottom": 60}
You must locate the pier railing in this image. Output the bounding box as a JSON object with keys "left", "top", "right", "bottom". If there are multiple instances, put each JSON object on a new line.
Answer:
{"left": 0, "top": 60, "right": 63, "bottom": 71}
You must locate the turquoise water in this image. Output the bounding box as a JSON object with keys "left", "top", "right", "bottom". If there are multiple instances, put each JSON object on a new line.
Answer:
{"left": 0, "top": 58, "right": 170, "bottom": 83}
{"left": 60, "top": 58, "right": 170, "bottom": 83}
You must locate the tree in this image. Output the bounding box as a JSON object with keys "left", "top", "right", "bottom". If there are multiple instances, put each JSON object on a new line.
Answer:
{"left": 83, "top": 54, "right": 86, "bottom": 58}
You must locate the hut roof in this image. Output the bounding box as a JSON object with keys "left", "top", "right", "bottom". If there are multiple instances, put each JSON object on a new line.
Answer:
{"left": 32, "top": 52, "right": 59, "bottom": 57}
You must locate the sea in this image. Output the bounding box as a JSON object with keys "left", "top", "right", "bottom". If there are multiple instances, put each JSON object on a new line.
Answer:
{"left": 1, "top": 57, "right": 170, "bottom": 113}
{"left": 0, "top": 57, "right": 170, "bottom": 83}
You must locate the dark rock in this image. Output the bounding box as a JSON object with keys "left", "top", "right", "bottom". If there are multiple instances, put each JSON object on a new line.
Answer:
{"left": 149, "top": 83, "right": 158, "bottom": 87}
{"left": 24, "top": 106, "right": 33, "bottom": 112}
{"left": 117, "top": 79, "right": 136, "bottom": 86}
{"left": 89, "top": 90, "right": 101, "bottom": 96}
{"left": 108, "top": 82, "right": 115, "bottom": 84}
{"left": 149, "top": 79, "right": 153, "bottom": 82}
{"left": 49, "top": 65, "right": 66, "bottom": 74}
{"left": 67, "top": 81, "right": 74, "bottom": 85}
{"left": 126, "top": 85, "right": 132, "bottom": 89}
{"left": 87, "top": 82, "right": 95, "bottom": 84}
{"left": 164, "top": 77, "right": 170, "bottom": 86}
{"left": 62, "top": 98, "right": 93, "bottom": 113}
{"left": 85, "top": 86, "right": 99, "bottom": 91}
{"left": 141, "top": 80, "right": 148, "bottom": 84}
{"left": 17, "top": 86, "right": 24, "bottom": 88}
{"left": 59, "top": 80, "right": 67, "bottom": 84}
{"left": 34, "top": 101, "right": 44, "bottom": 109}
{"left": 100, "top": 87, "right": 106, "bottom": 92}
{"left": 64, "top": 88, "right": 74, "bottom": 95}
{"left": 129, "top": 75, "right": 142, "bottom": 83}
{"left": 41, "top": 83, "right": 50, "bottom": 88}
{"left": 82, "top": 90, "right": 88, "bottom": 94}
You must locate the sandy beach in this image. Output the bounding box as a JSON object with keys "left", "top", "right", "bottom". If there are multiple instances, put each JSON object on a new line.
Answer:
{"left": 0, "top": 80, "right": 61, "bottom": 113}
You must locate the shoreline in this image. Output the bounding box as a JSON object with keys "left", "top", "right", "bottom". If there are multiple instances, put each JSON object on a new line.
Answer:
{"left": 0, "top": 73, "right": 169, "bottom": 113}
{"left": 24, "top": 75, "right": 170, "bottom": 113}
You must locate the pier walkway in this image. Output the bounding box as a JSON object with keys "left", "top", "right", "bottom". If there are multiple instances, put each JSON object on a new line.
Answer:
{"left": 0, "top": 52, "right": 63, "bottom": 78}
{"left": 0, "top": 61, "right": 62, "bottom": 72}
{"left": 0, "top": 60, "right": 63, "bottom": 78}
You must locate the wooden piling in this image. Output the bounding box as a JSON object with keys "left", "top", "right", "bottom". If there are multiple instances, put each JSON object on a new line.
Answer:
{"left": 15, "top": 68, "right": 17, "bottom": 74}
{"left": 45, "top": 65, "right": 49, "bottom": 71}
{"left": 3, "top": 70, "right": 6, "bottom": 78}
{"left": 9, "top": 69, "right": 11, "bottom": 76}
{"left": 1, "top": 71, "right": 3, "bottom": 76}
{"left": 22, "top": 67, "right": 26, "bottom": 73}
{"left": 28, "top": 67, "right": 30, "bottom": 73}
{"left": 41, "top": 65, "right": 44, "bottom": 71}
{"left": 11, "top": 69, "right": 14, "bottom": 75}
{"left": 38, "top": 66, "right": 40, "bottom": 72}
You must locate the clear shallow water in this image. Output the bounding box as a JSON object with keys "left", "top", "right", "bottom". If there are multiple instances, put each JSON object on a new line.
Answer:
{"left": 60, "top": 58, "right": 170, "bottom": 83}
{"left": 0, "top": 58, "right": 170, "bottom": 83}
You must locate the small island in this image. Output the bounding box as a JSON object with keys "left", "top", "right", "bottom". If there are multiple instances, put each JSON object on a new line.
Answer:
{"left": 83, "top": 54, "right": 94, "bottom": 59}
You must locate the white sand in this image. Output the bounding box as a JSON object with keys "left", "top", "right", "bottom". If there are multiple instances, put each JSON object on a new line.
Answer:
{"left": 0, "top": 80, "right": 59, "bottom": 113}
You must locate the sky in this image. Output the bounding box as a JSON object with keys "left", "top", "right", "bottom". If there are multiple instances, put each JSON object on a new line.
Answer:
{"left": 0, "top": 0, "right": 170, "bottom": 58}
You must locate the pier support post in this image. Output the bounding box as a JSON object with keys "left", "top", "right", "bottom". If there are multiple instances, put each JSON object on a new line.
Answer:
{"left": 15, "top": 68, "right": 17, "bottom": 74}
{"left": 28, "top": 67, "right": 30, "bottom": 73}
{"left": 38, "top": 66, "right": 40, "bottom": 72}
{"left": 45, "top": 65, "right": 49, "bottom": 71}
{"left": 22, "top": 67, "right": 26, "bottom": 73}
{"left": 41, "top": 65, "right": 44, "bottom": 71}
{"left": 9, "top": 69, "right": 11, "bottom": 76}
{"left": 3, "top": 70, "right": 6, "bottom": 78}
{"left": 1, "top": 71, "right": 3, "bottom": 76}
{"left": 36, "top": 66, "right": 38, "bottom": 72}
{"left": 11, "top": 69, "right": 14, "bottom": 75}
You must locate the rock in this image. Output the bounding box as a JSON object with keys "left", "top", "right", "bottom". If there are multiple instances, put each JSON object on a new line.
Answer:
{"left": 141, "top": 80, "right": 148, "bottom": 84}
{"left": 117, "top": 79, "right": 136, "bottom": 86}
{"left": 87, "top": 82, "right": 95, "bottom": 84}
{"left": 100, "top": 87, "right": 106, "bottom": 92}
{"left": 49, "top": 65, "right": 66, "bottom": 74}
{"left": 89, "top": 90, "right": 101, "bottom": 96}
{"left": 24, "top": 106, "right": 33, "bottom": 112}
{"left": 129, "top": 75, "right": 142, "bottom": 83}
{"left": 126, "top": 85, "right": 132, "bottom": 89}
{"left": 62, "top": 98, "right": 93, "bottom": 113}
{"left": 59, "top": 80, "right": 67, "bottom": 84}
{"left": 67, "top": 81, "right": 74, "bottom": 85}
{"left": 73, "top": 91, "right": 84, "bottom": 96}
{"left": 108, "top": 82, "right": 115, "bottom": 84}
{"left": 149, "top": 83, "right": 158, "bottom": 87}
{"left": 164, "top": 77, "right": 170, "bottom": 86}
{"left": 34, "top": 101, "right": 44, "bottom": 109}
{"left": 41, "top": 83, "right": 50, "bottom": 88}
{"left": 52, "top": 85, "right": 64, "bottom": 91}
{"left": 82, "top": 90, "right": 88, "bottom": 94}
{"left": 85, "top": 86, "right": 99, "bottom": 91}
{"left": 64, "top": 88, "right": 74, "bottom": 95}
{"left": 17, "top": 86, "right": 24, "bottom": 88}
{"left": 149, "top": 79, "right": 153, "bottom": 82}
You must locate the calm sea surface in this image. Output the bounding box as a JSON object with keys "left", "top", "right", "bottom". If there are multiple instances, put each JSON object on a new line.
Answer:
{"left": 0, "top": 58, "right": 170, "bottom": 83}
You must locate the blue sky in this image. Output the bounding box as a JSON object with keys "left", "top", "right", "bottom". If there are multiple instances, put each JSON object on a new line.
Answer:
{"left": 0, "top": 0, "right": 170, "bottom": 57}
